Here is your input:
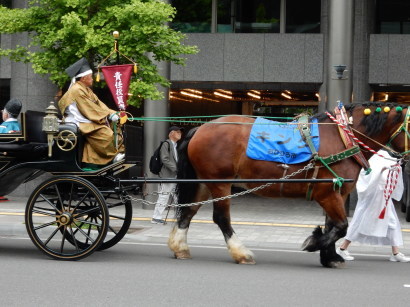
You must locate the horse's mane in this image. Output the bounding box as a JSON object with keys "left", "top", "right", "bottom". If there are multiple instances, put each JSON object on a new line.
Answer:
{"left": 313, "top": 102, "right": 407, "bottom": 137}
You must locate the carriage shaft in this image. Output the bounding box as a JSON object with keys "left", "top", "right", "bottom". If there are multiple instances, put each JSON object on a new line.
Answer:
{"left": 121, "top": 178, "right": 354, "bottom": 184}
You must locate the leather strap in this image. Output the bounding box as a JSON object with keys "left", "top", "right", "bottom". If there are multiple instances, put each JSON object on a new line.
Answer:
{"left": 306, "top": 165, "right": 320, "bottom": 201}
{"left": 298, "top": 115, "right": 318, "bottom": 158}
{"left": 279, "top": 164, "right": 289, "bottom": 196}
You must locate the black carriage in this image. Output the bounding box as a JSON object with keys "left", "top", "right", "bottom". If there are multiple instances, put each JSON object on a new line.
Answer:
{"left": 0, "top": 104, "right": 142, "bottom": 260}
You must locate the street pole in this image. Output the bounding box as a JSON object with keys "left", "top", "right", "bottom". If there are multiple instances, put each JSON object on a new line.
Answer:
{"left": 142, "top": 0, "right": 171, "bottom": 209}
{"left": 143, "top": 54, "right": 170, "bottom": 209}
{"left": 327, "top": 0, "right": 354, "bottom": 110}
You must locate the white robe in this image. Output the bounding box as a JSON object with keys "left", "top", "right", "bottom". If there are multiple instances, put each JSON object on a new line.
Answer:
{"left": 345, "top": 150, "right": 404, "bottom": 246}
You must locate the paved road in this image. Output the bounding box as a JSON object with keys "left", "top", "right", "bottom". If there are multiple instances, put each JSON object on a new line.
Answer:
{"left": 1, "top": 194, "right": 410, "bottom": 258}
{"left": 1, "top": 194, "right": 410, "bottom": 306}
{"left": 0, "top": 238, "right": 409, "bottom": 306}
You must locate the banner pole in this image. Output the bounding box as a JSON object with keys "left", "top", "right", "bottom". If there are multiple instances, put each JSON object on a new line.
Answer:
{"left": 113, "top": 31, "right": 120, "bottom": 65}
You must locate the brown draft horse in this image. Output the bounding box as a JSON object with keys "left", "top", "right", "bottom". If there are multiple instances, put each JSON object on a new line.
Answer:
{"left": 168, "top": 102, "right": 409, "bottom": 268}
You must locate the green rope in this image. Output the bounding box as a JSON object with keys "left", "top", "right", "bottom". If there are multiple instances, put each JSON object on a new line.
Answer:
{"left": 132, "top": 114, "right": 295, "bottom": 120}
{"left": 113, "top": 121, "right": 117, "bottom": 147}
{"left": 128, "top": 118, "right": 312, "bottom": 125}
{"left": 315, "top": 156, "right": 345, "bottom": 191}
{"left": 127, "top": 114, "right": 296, "bottom": 124}
{"left": 365, "top": 168, "right": 372, "bottom": 175}
{"left": 333, "top": 177, "right": 345, "bottom": 191}
{"left": 113, "top": 112, "right": 119, "bottom": 148}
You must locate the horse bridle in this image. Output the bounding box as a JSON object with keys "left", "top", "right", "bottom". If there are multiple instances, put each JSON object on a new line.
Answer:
{"left": 387, "top": 108, "right": 410, "bottom": 158}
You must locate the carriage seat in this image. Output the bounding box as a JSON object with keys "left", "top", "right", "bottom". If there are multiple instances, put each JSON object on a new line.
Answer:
{"left": 0, "top": 111, "right": 49, "bottom": 158}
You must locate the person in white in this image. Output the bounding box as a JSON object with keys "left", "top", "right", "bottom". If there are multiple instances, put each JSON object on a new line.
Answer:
{"left": 151, "top": 126, "right": 183, "bottom": 224}
{"left": 336, "top": 149, "right": 410, "bottom": 262}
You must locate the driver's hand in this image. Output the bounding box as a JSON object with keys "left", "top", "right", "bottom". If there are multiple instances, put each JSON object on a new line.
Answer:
{"left": 109, "top": 113, "right": 119, "bottom": 123}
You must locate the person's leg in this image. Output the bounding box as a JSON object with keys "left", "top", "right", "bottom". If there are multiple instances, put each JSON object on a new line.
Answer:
{"left": 152, "top": 183, "right": 174, "bottom": 221}
{"left": 82, "top": 125, "right": 117, "bottom": 165}
{"left": 340, "top": 239, "right": 351, "bottom": 250}
{"left": 336, "top": 239, "right": 354, "bottom": 261}
{"left": 389, "top": 246, "right": 410, "bottom": 262}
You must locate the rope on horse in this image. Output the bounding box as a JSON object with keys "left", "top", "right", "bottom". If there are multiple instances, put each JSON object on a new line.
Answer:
{"left": 325, "top": 111, "right": 398, "bottom": 161}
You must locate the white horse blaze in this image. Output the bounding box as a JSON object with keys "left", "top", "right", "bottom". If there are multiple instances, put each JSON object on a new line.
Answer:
{"left": 227, "top": 234, "right": 254, "bottom": 262}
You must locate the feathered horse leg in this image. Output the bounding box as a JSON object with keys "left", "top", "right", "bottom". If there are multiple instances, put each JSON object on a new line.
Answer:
{"left": 168, "top": 184, "right": 208, "bottom": 259}
{"left": 211, "top": 184, "right": 255, "bottom": 264}
{"left": 302, "top": 192, "right": 348, "bottom": 268}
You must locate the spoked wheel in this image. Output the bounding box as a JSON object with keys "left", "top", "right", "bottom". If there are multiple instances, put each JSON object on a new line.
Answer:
{"left": 25, "top": 176, "right": 109, "bottom": 260}
{"left": 61, "top": 189, "right": 133, "bottom": 251}
{"left": 98, "top": 191, "right": 132, "bottom": 251}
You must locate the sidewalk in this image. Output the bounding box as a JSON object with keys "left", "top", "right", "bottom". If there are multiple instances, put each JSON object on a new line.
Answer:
{"left": 1, "top": 194, "right": 410, "bottom": 257}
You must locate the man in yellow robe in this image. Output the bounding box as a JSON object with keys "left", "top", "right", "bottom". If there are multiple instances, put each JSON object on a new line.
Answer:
{"left": 58, "top": 58, "right": 124, "bottom": 166}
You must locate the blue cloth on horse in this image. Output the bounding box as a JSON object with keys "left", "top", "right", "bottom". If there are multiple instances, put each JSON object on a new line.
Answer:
{"left": 246, "top": 117, "right": 320, "bottom": 164}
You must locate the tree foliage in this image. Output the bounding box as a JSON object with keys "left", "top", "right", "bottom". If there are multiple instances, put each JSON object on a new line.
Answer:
{"left": 0, "top": 0, "right": 198, "bottom": 106}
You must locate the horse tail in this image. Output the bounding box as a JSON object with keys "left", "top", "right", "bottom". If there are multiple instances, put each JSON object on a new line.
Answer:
{"left": 177, "top": 127, "right": 199, "bottom": 206}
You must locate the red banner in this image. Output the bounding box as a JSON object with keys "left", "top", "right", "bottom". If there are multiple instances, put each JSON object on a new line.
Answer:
{"left": 101, "top": 64, "right": 133, "bottom": 110}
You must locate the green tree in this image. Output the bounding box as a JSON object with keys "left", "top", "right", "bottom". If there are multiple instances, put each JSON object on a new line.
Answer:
{"left": 0, "top": 0, "right": 198, "bottom": 106}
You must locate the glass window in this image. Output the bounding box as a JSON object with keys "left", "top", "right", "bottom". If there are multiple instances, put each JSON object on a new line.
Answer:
{"left": 235, "top": 0, "right": 280, "bottom": 33}
{"left": 0, "top": 79, "right": 11, "bottom": 108}
{"left": 172, "top": 0, "right": 321, "bottom": 34}
{"left": 376, "top": 0, "right": 410, "bottom": 34}
{"left": 218, "top": 0, "right": 234, "bottom": 33}
{"left": 286, "top": 0, "right": 321, "bottom": 33}
{"left": 171, "top": 0, "right": 212, "bottom": 33}
{"left": 0, "top": 0, "right": 11, "bottom": 8}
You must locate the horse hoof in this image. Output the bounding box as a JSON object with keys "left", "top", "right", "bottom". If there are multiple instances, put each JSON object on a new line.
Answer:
{"left": 301, "top": 236, "right": 319, "bottom": 252}
{"left": 174, "top": 251, "right": 191, "bottom": 259}
{"left": 235, "top": 256, "right": 256, "bottom": 264}
{"left": 236, "top": 257, "right": 256, "bottom": 265}
{"left": 322, "top": 261, "right": 346, "bottom": 269}
{"left": 302, "top": 226, "right": 323, "bottom": 252}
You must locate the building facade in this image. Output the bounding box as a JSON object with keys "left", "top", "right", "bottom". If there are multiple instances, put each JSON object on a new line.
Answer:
{"left": 167, "top": 0, "right": 410, "bottom": 121}
{"left": 1, "top": 0, "right": 410, "bottom": 197}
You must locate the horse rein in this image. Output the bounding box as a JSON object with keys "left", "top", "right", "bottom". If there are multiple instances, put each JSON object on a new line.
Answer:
{"left": 386, "top": 108, "right": 410, "bottom": 157}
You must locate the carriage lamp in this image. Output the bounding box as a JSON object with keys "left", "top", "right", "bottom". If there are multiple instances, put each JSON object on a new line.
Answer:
{"left": 42, "top": 101, "right": 60, "bottom": 157}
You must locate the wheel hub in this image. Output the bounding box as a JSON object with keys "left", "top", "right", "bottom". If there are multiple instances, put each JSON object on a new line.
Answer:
{"left": 58, "top": 212, "right": 73, "bottom": 226}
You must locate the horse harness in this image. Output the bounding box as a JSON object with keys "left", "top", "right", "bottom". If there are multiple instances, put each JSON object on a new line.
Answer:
{"left": 295, "top": 105, "right": 410, "bottom": 200}
{"left": 296, "top": 106, "right": 370, "bottom": 200}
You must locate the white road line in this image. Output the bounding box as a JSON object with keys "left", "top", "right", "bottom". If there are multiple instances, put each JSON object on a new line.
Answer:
{"left": 0, "top": 236, "right": 404, "bottom": 259}
{"left": 117, "top": 241, "right": 393, "bottom": 258}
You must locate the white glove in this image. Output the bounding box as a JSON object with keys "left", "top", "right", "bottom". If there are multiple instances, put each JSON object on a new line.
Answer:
{"left": 109, "top": 113, "right": 119, "bottom": 123}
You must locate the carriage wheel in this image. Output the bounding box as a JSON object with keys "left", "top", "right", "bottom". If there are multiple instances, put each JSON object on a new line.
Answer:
{"left": 61, "top": 190, "right": 132, "bottom": 251}
{"left": 98, "top": 191, "right": 132, "bottom": 250}
{"left": 25, "top": 176, "right": 109, "bottom": 260}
